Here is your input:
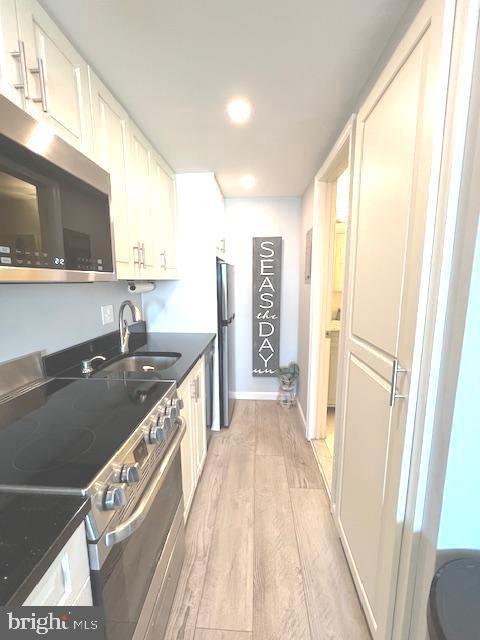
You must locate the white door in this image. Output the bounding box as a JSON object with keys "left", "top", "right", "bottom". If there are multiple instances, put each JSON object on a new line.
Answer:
{"left": 336, "top": 2, "right": 443, "bottom": 637}
{"left": 0, "top": 0, "right": 27, "bottom": 108}
{"left": 16, "top": 0, "right": 92, "bottom": 153}
{"left": 89, "top": 71, "right": 135, "bottom": 279}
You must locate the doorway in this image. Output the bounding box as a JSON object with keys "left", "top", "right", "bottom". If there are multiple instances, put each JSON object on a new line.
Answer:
{"left": 312, "top": 167, "right": 349, "bottom": 492}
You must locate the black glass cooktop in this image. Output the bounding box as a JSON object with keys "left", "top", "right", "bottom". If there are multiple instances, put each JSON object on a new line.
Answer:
{"left": 0, "top": 377, "right": 174, "bottom": 491}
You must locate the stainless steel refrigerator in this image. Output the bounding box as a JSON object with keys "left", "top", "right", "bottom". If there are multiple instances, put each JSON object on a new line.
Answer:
{"left": 217, "top": 259, "right": 236, "bottom": 427}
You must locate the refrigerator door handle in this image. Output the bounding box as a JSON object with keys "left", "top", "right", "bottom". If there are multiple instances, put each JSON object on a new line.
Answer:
{"left": 221, "top": 264, "right": 229, "bottom": 323}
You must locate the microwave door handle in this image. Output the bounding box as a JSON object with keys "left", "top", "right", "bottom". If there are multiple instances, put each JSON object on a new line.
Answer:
{"left": 104, "top": 420, "right": 186, "bottom": 547}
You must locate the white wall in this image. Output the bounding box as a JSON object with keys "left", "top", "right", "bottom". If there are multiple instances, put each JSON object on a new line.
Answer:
{"left": 437, "top": 222, "right": 480, "bottom": 551}
{"left": 225, "top": 197, "right": 301, "bottom": 397}
{"left": 297, "top": 183, "right": 315, "bottom": 419}
{"left": 0, "top": 282, "right": 135, "bottom": 362}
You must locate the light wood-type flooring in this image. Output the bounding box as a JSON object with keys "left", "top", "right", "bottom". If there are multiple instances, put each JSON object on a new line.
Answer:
{"left": 164, "top": 400, "right": 370, "bottom": 640}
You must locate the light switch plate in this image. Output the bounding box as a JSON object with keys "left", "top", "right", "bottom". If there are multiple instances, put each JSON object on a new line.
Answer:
{"left": 101, "top": 304, "right": 114, "bottom": 325}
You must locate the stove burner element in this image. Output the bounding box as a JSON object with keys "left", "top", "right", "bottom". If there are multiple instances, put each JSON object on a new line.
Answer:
{"left": 13, "top": 428, "right": 96, "bottom": 472}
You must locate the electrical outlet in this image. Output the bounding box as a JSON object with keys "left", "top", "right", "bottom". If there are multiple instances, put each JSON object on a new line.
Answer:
{"left": 101, "top": 304, "right": 114, "bottom": 325}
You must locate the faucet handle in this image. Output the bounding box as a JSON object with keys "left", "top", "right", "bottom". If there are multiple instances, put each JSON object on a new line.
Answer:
{"left": 81, "top": 355, "right": 106, "bottom": 375}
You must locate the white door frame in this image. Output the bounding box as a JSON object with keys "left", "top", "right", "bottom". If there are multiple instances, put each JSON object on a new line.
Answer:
{"left": 305, "top": 115, "right": 355, "bottom": 504}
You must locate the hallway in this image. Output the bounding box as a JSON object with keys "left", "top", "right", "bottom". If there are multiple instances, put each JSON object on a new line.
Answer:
{"left": 164, "top": 400, "right": 370, "bottom": 639}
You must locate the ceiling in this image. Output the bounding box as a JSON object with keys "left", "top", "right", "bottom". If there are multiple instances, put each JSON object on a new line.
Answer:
{"left": 40, "top": 0, "right": 412, "bottom": 197}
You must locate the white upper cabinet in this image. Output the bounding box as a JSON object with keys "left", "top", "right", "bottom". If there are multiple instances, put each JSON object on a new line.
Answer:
{"left": 15, "top": 0, "right": 92, "bottom": 154}
{"left": 129, "top": 123, "right": 156, "bottom": 279}
{"left": 0, "top": 0, "right": 27, "bottom": 108}
{"left": 89, "top": 70, "right": 134, "bottom": 279}
{"left": 214, "top": 180, "right": 227, "bottom": 259}
{"left": 150, "top": 152, "right": 178, "bottom": 276}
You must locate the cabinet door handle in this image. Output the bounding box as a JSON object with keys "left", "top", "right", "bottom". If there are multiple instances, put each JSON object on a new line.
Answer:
{"left": 389, "top": 358, "right": 408, "bottom": 407}
{"left": 133, "top": 244, "right": 140, "bottom": 266}
{"left": 11, "top": 40, "right": 30, "bottom": 99}
{"left": 30, "top": 57, "right": 48, "bottom": 112}
{"left": 160, "top": 250, "right": 167, "bottom": 270}
{"left": 140, "top": 242, "right": 146, "bottom": 268}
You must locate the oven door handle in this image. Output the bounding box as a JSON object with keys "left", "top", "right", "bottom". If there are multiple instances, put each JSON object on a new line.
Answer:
{"left": 104, "top": 419, "right": 186, "bottom": 547}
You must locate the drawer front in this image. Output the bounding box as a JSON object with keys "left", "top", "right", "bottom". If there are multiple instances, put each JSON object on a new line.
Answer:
{"left": 24, "top": 522, "right": 90, "bottom": 606}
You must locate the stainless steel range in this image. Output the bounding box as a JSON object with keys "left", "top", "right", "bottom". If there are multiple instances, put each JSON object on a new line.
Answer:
{"left": 0, "top": 352, "right": 186, "bottom": 640}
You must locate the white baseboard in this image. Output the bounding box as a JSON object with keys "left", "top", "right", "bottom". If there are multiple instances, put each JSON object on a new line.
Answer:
{"left": 297, "top": 401, "right": 307, "bottom": 429}
{"left": 233, "top": 391, "right": 278, "bottom": 400}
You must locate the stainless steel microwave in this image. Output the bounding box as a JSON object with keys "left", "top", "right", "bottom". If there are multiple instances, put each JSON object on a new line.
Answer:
{"left": 0, "top": 94, "right": 114, "bottom": 283}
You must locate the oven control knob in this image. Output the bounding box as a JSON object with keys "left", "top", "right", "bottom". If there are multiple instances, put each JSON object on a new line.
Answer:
{"left": 103, "top": 484, "right": 127, "bottom": 511}
{"left": 120, "top": 463, "right": 140, "bottom": 485}
{"left": 172, "top": 397, "right": 184, "bottom": 412}
{"left": 149, "top": 422, "right": 166, "bottom": 444}
{"left": 157, "top": 414, "right": 172, "bottom": 431}
{"left": 166, "top": 406, "right": 178, "bottom": 421}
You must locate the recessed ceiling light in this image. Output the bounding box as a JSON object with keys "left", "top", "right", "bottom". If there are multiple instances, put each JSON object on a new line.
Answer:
{"left": 240, "top": 175, "right": 256, "bottom": 189}
{"left": 226, "top": 97, "right": 253, "bottom": 125}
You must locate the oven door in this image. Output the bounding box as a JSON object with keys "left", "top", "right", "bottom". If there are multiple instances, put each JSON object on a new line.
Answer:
{"left": 91, "top": 433, "right": 185, "bottom": 640}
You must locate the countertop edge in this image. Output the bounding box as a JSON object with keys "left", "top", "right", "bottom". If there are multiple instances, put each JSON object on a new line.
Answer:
{"left": 175, "top": 333, "right": 216, "bottom": 387}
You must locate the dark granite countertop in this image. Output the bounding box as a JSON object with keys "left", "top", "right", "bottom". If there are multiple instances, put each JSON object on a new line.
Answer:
{"left": 46, "top": 330, "right": 216, "bottom": 387}
{"left": 0, "top": 494, "right": 90, "bottom": 605}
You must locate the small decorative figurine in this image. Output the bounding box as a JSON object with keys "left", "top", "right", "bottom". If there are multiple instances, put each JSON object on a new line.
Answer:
{"left": 275, "top": 362, "right": 299, "bottom": 408}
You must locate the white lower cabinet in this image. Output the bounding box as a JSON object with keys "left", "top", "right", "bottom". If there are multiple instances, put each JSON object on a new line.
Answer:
{"left": 24, "top": 521, "right": 92, "bottom": 606}
{"left": 179, "top": 355, "right": 207, "bottom": 520}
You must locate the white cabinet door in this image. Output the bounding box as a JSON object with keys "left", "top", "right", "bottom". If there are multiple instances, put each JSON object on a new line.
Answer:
{"left": 16, "top": 0, "right": 92, "bottom": 154}
{"left": 24, "top": 522, "right": 91, "bottom": 606}
{"left": 193, "top": 357, "right": 207, "bottom": 479}
{"left": 129, "top": 124, "right": 156, "bottom": 279}
{"left": 150, "top": 152, "right": 178, "bottom": 277}
{"left": 0, "top": 0, "right": 27, "bottom": 108}
{"left": 89, "top": 70, "right": 135, "bottom": 279}
{"left": 214, "top": 181, "right": 227, "bottom": 259}
{"left": 178, "top": 375, "right": 195, "bottom": 520}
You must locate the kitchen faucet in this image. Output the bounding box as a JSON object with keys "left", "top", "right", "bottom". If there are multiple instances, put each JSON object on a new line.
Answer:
{"left": 118, "top": 300, "right": 141, "bottom": 354}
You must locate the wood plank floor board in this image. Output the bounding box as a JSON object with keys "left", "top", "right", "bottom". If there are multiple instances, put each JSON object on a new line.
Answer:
{"left": 164, "top": 431, "right": 230, "bottom": 640}
{"left": 277, "top": 406, "right": 322, "bottom": 489}
{"left": 254, "top": 456, "right": 312, "bottom": 640}
{"left": 194, "top": 630, "right": 252, "bottom": 640}
{"left": 254, "top": 400, "right": 283, "bottom": 456}
{"left": 290, "top": 488, "right": 371, "bottom": 639}
{"left": 196, "top": 402, "right": 255, "bottom": 632}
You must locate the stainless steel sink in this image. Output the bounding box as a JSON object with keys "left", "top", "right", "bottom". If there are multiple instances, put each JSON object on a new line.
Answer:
{"left": 98, "top": 353, "right": 181, "bottom": 374}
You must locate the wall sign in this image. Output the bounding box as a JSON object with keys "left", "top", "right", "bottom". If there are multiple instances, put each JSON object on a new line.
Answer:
{"left": 252, "top": 237, "right": 282, "bottom": 376}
